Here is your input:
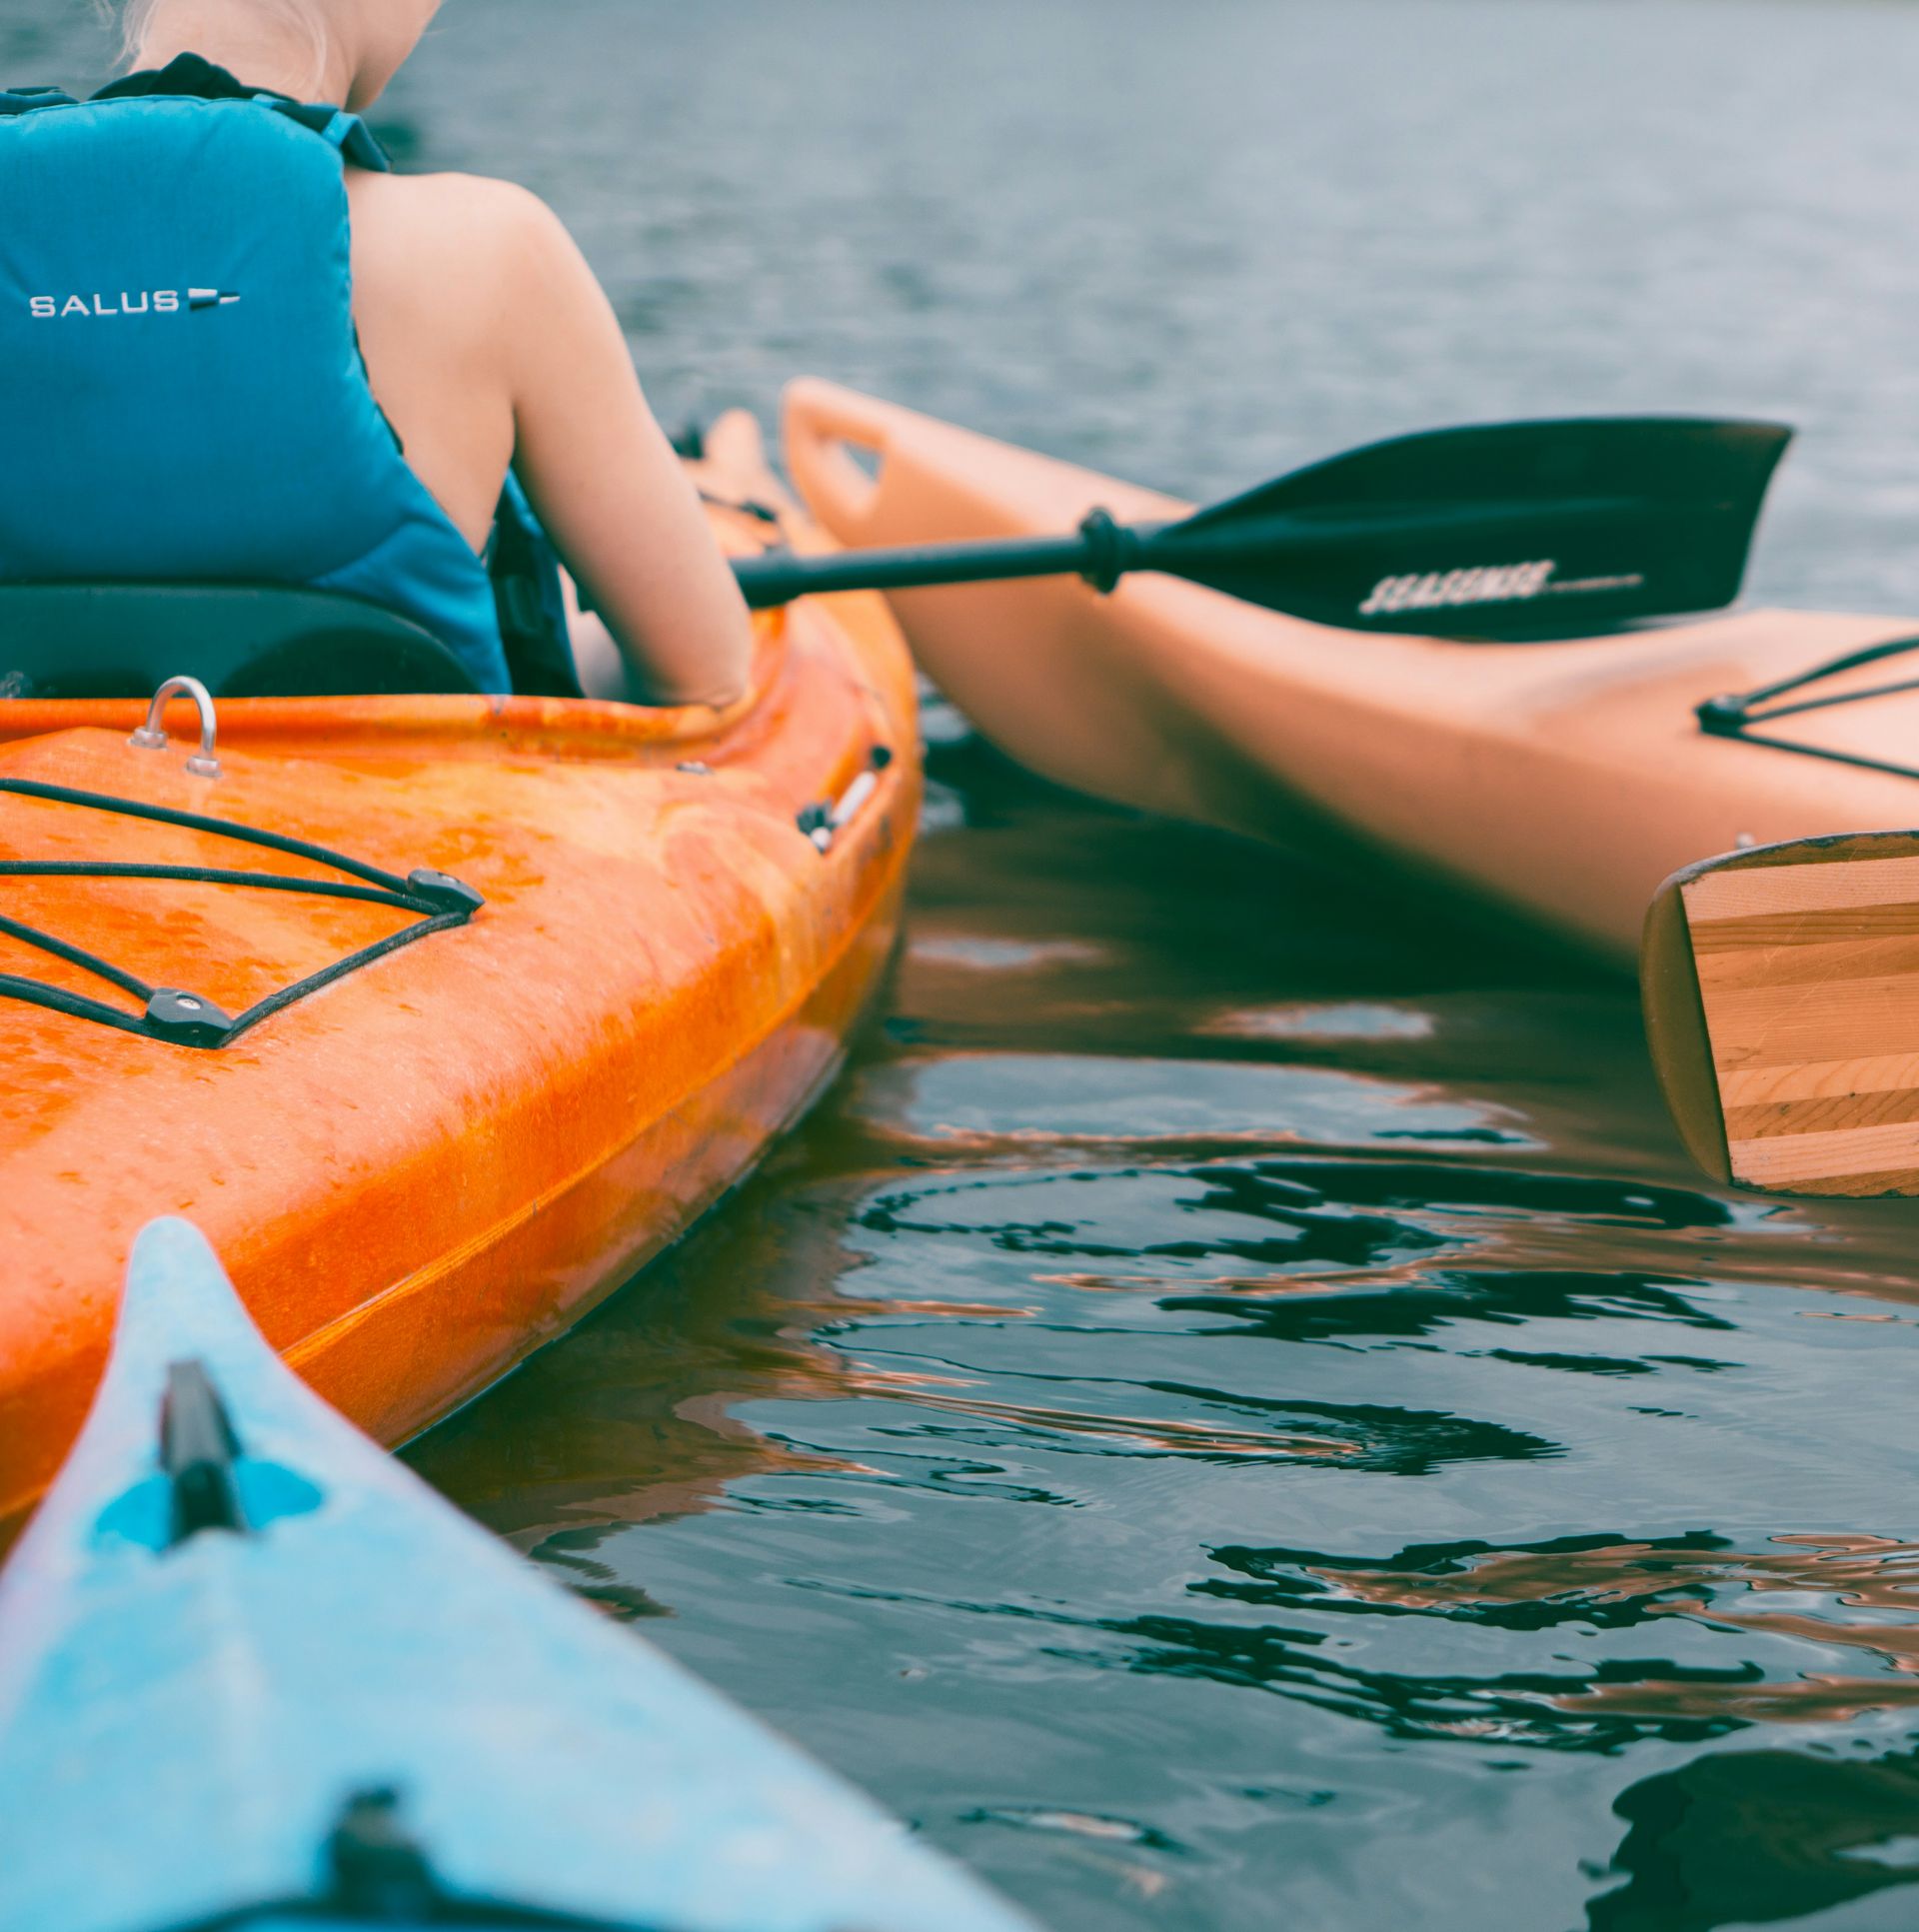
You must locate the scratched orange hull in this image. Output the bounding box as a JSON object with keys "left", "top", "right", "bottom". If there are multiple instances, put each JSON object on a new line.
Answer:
{"left": 0, "top": 413, "right": 919, "bottom": 1527}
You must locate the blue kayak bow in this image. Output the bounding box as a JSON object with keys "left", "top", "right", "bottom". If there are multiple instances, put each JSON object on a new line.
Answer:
{"left": 0, "top": 1218, "right": 1034, "bottom": 1932}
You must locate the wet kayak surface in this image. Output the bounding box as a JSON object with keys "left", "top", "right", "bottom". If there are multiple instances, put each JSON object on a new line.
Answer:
{"left": 28, "top": 1, "right": 1919, "bottom": 1926}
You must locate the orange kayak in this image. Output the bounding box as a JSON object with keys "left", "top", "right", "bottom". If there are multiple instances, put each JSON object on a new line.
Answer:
{"left": 785, "top": 380, "right": 1919, "bottom": 966}
{"left": 0, "top": 411, "right": 918, "bottom": 1528}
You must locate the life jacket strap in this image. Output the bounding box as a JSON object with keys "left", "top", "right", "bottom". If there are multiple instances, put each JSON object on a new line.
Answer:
{"left": 0, "top": 81, "right": 394, "bottom": 170}
{"left": 254, "top": 94, "right": 392, "bottom": 172}
{"left": 489, "top": 474, "right": 583, "bottom": 699}
{"left": 0, "top": 86, "right": 75, "bottom": 116}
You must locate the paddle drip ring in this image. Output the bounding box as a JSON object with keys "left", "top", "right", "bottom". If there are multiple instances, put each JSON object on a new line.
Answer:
{"left": 1076, "top": 507, "right": 1143, "bottom": 596}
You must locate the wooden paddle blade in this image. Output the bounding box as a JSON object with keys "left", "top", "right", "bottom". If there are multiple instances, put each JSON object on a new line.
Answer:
{"left": 1642, "top": 831, "right": 1919, "bottom": 1196}
{"left": 1151, "top": 418, "right": 1792, "bottom": 637}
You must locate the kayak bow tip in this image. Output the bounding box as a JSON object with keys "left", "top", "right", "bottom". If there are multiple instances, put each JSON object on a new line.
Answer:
{"left": 113, "top": 1213, "right": 277, "bottom": 1410}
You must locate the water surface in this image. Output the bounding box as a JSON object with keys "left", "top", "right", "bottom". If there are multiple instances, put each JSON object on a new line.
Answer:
{"left": 26, "top": 3, "right": 1919, "bottom": 1926}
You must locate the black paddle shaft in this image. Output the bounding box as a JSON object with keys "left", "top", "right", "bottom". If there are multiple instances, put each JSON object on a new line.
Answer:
{"left": 733, "top": 415, "right": 1794, "bottom": 638}
{"left": 733, "top": 520, "right": 1154, "bottom": 610}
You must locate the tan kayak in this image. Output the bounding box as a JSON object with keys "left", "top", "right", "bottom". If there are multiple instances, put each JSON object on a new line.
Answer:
{"left": 785, "top": 379, "right": 1919, "bottom": 966}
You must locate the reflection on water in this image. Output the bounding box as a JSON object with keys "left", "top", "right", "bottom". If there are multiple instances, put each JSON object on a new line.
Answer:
{"left": 22, "top": 0, "right": 1919, "bottom": 1925}
{"left": 1594, "top": 1750, "right": 1919, "bottom": 1931}
{"left": 1203, "top": 1003, "right": 1440, "bottom": 1044}
{"left": 849, "top": 1052, "right": 1535, "bottom": 1151}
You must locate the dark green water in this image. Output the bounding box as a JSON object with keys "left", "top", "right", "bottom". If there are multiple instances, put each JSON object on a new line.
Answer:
{"left": 27, "top": 2, "right": 1919, "bottom": 1925}
{"left": 413, "top": 730, "right": 1919, "bottom": 1932}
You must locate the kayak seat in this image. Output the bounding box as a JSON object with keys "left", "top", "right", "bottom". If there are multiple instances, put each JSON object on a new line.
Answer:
{"left": 0, "top": 584, "right": 486, "bottom": 701}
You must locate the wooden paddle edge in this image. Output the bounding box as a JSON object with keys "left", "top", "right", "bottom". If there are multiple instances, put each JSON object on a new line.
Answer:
{"left": 1641, "top": 861, "right": 1731, "bottom": 1185}
{"left": 1643, "top": 829, "right": 1919, "bottom": 1197}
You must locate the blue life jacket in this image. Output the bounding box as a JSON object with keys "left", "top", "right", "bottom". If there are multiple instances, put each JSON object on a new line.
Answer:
{"left": 0, "top": 81, "right": 519, "bottom": 693}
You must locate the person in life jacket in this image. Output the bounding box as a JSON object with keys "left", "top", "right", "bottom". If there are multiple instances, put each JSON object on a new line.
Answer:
{"left": 0, "top": 0, "right": 754, "bottom": 703}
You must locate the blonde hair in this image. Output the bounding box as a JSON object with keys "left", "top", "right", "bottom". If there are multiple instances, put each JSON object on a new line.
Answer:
{"left": 105, "top": 1, "right": 329, "bottom": 78}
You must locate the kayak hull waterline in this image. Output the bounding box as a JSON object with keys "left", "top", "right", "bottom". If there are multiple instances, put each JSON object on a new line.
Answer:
{"left": 785, "top": 380, "right": 1919, "bottom": 966}
{"left": 0, "top": 413, "right": 918, "bottom": 1526}
{"left": 0, "top": 1218, "right": 1032, "bottom": 1932}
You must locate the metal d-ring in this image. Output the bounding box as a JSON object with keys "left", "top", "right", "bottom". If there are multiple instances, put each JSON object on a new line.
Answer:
{"left": 130, "top": 676, "right": 222, "bottom": 779}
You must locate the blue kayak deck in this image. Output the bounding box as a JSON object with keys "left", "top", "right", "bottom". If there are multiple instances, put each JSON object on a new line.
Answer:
{"left": 0, "top": 1219, "right": 1035, "bottom": 1932}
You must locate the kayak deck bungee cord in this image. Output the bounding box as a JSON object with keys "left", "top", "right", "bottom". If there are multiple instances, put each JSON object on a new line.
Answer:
{"left": 1693, "top": 630, "right": 1919, "bottom": 782}
{"left": 0, "top": 1218, "right": 1034, "bottom": 1932}
{"left": 0, "top": 410, "right": 917, "bottom": 1530}
{"left": 0, "top": 757, "right": 483, "bottom": 1047}
{"left": 782, "top": 380, "right": 1919, "bottom": 966}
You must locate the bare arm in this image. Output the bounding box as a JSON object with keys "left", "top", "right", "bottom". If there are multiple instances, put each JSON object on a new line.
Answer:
{"left": 501, "top": 194, "right": 753, "bottom": 708}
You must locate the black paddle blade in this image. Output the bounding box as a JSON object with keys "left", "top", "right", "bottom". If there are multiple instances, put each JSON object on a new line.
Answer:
{"left": 1144, "top": 418, "right": 1792, "bottom": 637}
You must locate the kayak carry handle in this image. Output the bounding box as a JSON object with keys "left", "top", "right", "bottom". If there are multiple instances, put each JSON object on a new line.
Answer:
{"left": 798, "top": 745, "right": 893, "bottom": 852}
{"left": 160, "top": 1357, "right": 249, "bottom": 1545}
{"left": 130, "top": 674, "right": 222, "bottom": 781}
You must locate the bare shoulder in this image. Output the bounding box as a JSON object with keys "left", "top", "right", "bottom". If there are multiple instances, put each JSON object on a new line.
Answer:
{"left": 352, "top": 169, "right": 554, "bottom": 230}
{"left": 348, "top": 170, "right": 577, "bottom": 278}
